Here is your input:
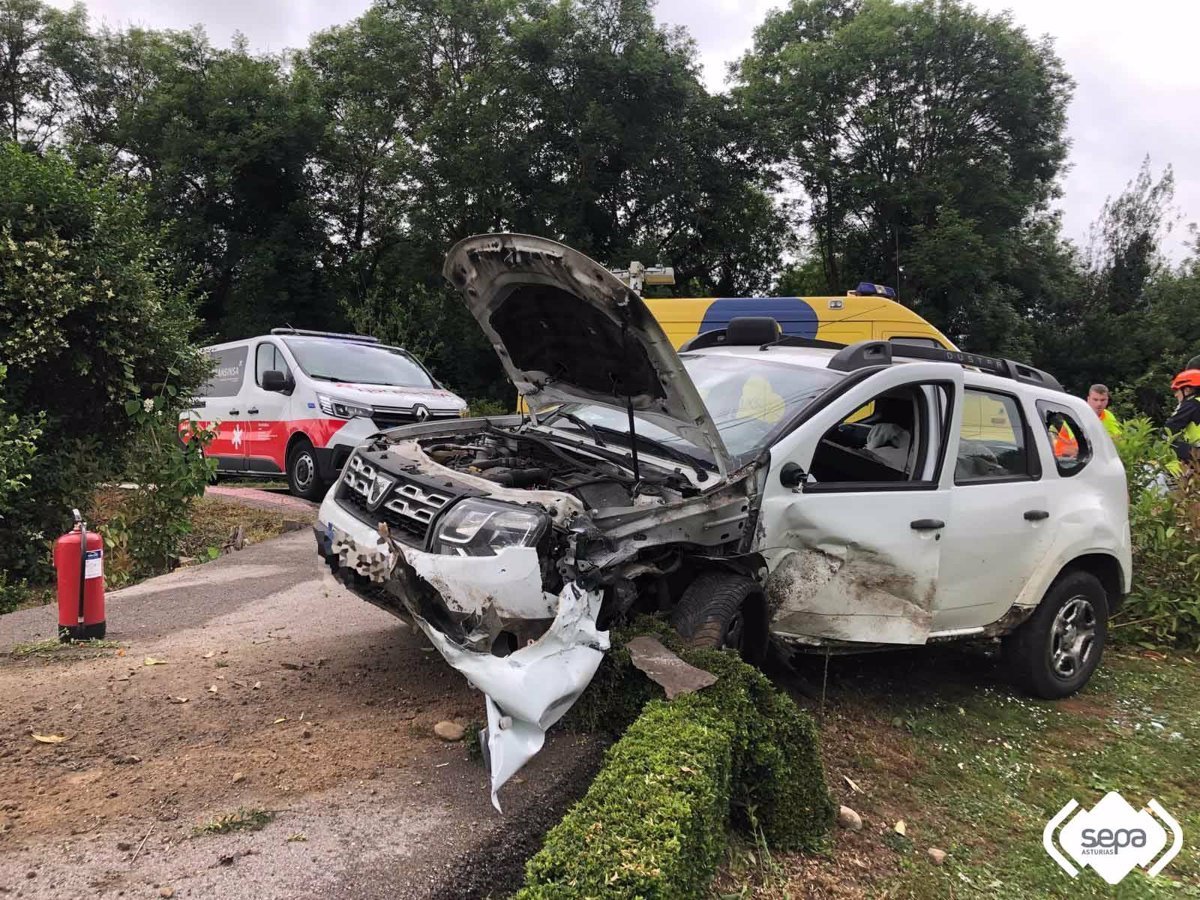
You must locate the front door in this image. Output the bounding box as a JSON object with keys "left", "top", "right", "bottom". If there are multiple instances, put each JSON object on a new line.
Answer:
{"left": 243, "top": 341, "right": 294, "bottom": 475}
{"left": 757, "top": 363, "right": 962, "bottom": 644}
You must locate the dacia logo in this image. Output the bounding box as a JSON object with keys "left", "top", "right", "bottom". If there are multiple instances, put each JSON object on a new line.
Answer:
{"left": 1044, "top": 791, "right": 1182, "bottom": 884}
{"left": 364, "top": 471, "right": 395, "bottom": 510}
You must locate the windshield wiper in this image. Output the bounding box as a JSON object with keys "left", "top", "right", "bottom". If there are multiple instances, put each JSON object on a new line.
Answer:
{"left": 588, "top": 424, "right": 714, "bottom": 480}
{"left": 541, "top": 409, "right": 607, "bottom": 447}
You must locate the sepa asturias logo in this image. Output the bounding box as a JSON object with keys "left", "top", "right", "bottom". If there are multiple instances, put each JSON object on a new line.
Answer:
{"left": 1044, "top": 791, "right": 1182, "bottom": 885}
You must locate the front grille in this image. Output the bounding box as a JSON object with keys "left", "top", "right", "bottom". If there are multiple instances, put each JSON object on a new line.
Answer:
{"left": 371, "top": 406, "right": 460, "bottom": 430}
{"left": 337, "top": 454, "right": 462, "bottom": 545}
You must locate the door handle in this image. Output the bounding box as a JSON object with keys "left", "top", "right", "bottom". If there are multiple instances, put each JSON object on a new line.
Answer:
{"left": 910, "top": 519, "right": 945, "bottom": 531}
{"left": 246, "top": 407, "right": 260, "bottom": 415}
{"left": 1024, "top": 509, "right": 1049, "bottom": 521}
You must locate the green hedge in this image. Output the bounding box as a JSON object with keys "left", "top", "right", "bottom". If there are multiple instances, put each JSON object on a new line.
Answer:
{"left": 518, "top": 628, "right": 833, "bottom": 898}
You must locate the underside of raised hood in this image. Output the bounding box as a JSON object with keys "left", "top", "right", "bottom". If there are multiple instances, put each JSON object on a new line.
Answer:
{"left": 442, "top": 233, "right": 733, "bottom": 476}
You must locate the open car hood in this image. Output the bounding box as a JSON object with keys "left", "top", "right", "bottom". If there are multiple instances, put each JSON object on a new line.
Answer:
{"left": 443, "top": 233, "right": 732, "bottom": 475}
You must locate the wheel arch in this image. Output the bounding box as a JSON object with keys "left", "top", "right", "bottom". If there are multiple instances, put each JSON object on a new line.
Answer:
{"left": 1058, "top": 553, "right": 1126, "bottom": 615}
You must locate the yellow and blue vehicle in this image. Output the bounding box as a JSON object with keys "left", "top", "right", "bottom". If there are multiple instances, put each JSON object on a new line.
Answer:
{"left": 643, "top": 283, "right": 957, "bottom": 351}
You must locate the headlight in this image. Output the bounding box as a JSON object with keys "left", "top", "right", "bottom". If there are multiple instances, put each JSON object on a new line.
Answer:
{"left": 317, "top": 393, "right": 372, "bottom": 419}
{"left": 432, "top": 498, "right": 549, "bottom": 557}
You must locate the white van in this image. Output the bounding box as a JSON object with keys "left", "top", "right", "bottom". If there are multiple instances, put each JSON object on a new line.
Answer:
{"left": 186, "top": 329, "right": 467, "bottom": 498}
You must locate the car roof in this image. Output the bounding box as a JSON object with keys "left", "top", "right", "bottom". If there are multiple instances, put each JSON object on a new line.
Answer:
{"left": 684, "top": 344, "right": 1070, "bottom": 401}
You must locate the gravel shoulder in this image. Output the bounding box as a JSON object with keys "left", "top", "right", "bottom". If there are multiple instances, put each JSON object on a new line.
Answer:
{"left": 0, "top": 531, "right": 602, "bottom": 899}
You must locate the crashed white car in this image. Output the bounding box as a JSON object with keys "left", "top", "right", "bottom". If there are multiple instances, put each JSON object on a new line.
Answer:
{"left": 315, "top": 234, "right": 1131, "bottom": 805}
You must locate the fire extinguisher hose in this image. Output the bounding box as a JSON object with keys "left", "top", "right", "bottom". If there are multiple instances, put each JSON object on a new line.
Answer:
{"left": 74, "top": 508, "right": 86, "bottom": 628}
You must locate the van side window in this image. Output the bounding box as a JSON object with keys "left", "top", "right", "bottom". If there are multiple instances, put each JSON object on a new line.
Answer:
{"left": 255, "top": 342, "right": 291, "bottom": 387}
{"left": 1037, "top": 401, "right": 1092, "bottom": 476}
{"left": 955, "top": 389, "right": 1033, "bottom": 483}
{"left": 199, "top": 347, "right": 247, "bottom": 398}
{"left": 806, "top": 382, "right": 950, "bottom": 490}
{"left": 889, "top": 336, "right": 942, "bottom": 348}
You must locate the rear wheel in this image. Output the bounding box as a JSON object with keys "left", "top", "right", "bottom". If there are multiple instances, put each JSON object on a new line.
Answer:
{"left": 287, "top": 439, "right": 326, "bottom": 501}
{"left": 1004, "top": 571, "right": 1107, "bottom": 699}
{"left": 671, "top": 572, "right": 769, "bottom": 665}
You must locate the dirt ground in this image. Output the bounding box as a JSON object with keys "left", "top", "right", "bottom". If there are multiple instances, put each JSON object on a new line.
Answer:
{"left": 0, "top": 527, "right": 602, "bottom": 899}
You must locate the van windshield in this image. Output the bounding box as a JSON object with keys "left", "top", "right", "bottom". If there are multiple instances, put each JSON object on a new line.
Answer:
{"left": 549, "top": 354, "right": 842, "bottom": 461}
{"left": 283, "top": 338, "right": 434, "bottom": 388}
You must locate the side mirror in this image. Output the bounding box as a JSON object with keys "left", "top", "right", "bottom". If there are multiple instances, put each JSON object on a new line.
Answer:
{"left": 779, "top": 461, "right": 807, "bottom": 489}
{"left": 262, "top": 370, "right": 292, "bottom": 393}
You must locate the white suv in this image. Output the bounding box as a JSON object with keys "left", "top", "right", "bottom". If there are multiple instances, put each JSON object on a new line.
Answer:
{"left": 315, "top": 234, "right": 1131, "bottom": 803}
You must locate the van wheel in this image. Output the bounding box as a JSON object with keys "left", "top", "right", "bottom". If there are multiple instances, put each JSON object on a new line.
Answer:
{"left": 287, "top": 439, "right": 326, "bottom": 501}
{"left": 1004, "top": 571, "right": 1107, "bottom": 699}
{"left": 671, "top": 572, "right": 768, "bottom": 666}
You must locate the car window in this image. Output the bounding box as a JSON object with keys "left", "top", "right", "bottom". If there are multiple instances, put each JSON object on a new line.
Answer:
{"left": 806, "top": 382, "right": 950, "bottom": 489}
{"left": 255, "top": 342, "right": 290, "bottom": 387}
{"left": 1037, "top": 401, "right": 1092, "bottom": 476}
{"left": 198, "top": 347, "right": 247, "bottom": 399}
{"left": 955, "top": 389, "right": 1032, "bottom": 483}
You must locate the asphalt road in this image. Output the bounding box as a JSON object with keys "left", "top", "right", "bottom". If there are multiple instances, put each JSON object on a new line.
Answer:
{"left": 0, "top": 530, "right": 602, "bottom": 899}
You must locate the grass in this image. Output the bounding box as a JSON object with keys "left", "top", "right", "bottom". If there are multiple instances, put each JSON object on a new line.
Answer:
{"left": 10, "top": 637, "right": 123, "bottom": 658}
{"left": 717, "top": 645, "right": 1200, "bottom": 898}
{"left": 193, "top": 807, "right": 276, "bottom": 836}
{"left": 176, "top": 496, "right": 291, "bottom": 563}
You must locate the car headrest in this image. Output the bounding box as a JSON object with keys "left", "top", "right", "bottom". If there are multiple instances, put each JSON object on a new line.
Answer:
{"left": 725, "top": 317, "right": 781, "bottom": 346}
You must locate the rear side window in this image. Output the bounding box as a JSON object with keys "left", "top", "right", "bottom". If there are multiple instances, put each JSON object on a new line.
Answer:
{"left": 199, "top": 347, "right": 247, "bottom": 398}
{"left": 1037, "top": 401, "right": 1093, "bottom": 476}
{"left": 955, "top": 389, "right": 1033, "bottom": 483}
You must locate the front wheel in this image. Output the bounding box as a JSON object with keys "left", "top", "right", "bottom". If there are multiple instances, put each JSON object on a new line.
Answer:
{"left": 287, "top": 439, "right": 327, "bottom": 501}
{"left": 1004, "top": 571, "right": 1108, "bottom": 699}
{"left": 671, "top": 572, "right": 769, "bottom": 666}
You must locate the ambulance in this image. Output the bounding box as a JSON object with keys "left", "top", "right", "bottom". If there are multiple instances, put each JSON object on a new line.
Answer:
{"left": 186, "top": 329, "right": 467, "bottom": 498}
{"left": 644, "top": 283, "right": 956, "bottom": 351}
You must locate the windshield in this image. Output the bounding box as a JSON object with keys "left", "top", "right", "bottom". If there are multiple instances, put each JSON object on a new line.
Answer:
{"left": 283, "top": 338, "right": 434, "bottom": 387}
{"left": 548, "top": 353, "right": 842, "bottom": 460}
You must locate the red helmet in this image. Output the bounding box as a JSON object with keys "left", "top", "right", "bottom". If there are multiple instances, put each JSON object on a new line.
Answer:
{"left": 1171, "top": 369, "right": 1200, "bottom": 391}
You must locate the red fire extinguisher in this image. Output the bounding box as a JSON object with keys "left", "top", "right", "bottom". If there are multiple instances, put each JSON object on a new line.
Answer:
{"left": 54, "top": 508, "right": 106, "bottom": 641}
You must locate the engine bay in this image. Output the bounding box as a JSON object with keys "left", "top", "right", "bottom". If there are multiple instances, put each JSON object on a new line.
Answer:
{"left": 416, "top": 426, "right": 686, "bottom": 510}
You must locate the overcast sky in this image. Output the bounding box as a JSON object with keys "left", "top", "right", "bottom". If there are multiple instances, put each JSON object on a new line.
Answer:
{"left": 49, "top": 0, "right": 1199, "bottom": 258}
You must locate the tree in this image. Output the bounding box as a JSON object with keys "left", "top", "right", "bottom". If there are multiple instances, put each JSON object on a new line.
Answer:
{"left": 735, "top": 0, "right": 1073, "bottom": 353}
{"left": 0, "top": 144, "right": 207, "bottom": 582}
{"left": 0, "top": 0, "right": 90, "bottom": 149}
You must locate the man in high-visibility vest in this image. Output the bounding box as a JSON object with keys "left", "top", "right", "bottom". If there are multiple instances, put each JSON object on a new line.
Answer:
{"left": 1086, "top": 383, "right": 1121, "bottom": 438}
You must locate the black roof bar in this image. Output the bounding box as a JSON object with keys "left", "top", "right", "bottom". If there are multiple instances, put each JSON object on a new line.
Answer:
{"left": 827, "top": 340, "right": 1065, "bottom": 392}
{"left": 271, "top": 327, "right": 380, "bottom": 344}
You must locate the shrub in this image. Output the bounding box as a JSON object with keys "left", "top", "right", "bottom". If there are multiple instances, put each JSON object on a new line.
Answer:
{"left": 0, "top": 145, "right": 208, "bottom": 586}
{"left": 1112, "top": 418, "right": 1200, "bottom": 649}
{"left": 521, "top": 627, "right": 833, "bottom": 898}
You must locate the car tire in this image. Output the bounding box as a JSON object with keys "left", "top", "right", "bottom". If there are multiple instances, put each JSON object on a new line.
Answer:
{"left": 1004, "top": 570, "right": 1108, "bottom": 699}
{"left": 671, "top": 572, "right": 769, "bottom": 666}
{"left": 287, "top": 439, "right": 326, "bottom": 501}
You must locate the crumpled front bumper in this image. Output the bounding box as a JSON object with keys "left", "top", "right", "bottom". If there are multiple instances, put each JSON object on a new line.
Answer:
{"left": 315, "top": 497, "right": 609, "bottom": 810}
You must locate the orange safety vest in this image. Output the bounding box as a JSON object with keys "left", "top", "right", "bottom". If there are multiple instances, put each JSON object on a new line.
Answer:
{"left": 1052, "top": 423, "right": 1078, "bottom": 458}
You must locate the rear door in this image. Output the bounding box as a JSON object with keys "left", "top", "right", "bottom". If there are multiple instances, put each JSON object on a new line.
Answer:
{"left": 243, "top": 340, "right": 294, "bottom": 474}
{"left": 197, "top": 346, "right": 249, "bottom": 472}
{"left": 932, "top": 387, "right": 1052, "bottom": 632}
{"left": 757, "top": 363, "right": 962, "bottom": 644}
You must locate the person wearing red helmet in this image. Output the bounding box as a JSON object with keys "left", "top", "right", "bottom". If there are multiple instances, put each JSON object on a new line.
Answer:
{"left": 1166, "top": 368, "right": 1200, "bottom": 463}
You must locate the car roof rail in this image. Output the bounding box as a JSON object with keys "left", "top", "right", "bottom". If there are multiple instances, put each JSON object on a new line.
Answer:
{"left": 270, "top": 327, "right": 380, "bottom": 344}
{"left": 680, "top": 318, "right": 846, "bottom": 352}
{"left": 827, "top": 340, "right": 1065, "bottom": 391}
